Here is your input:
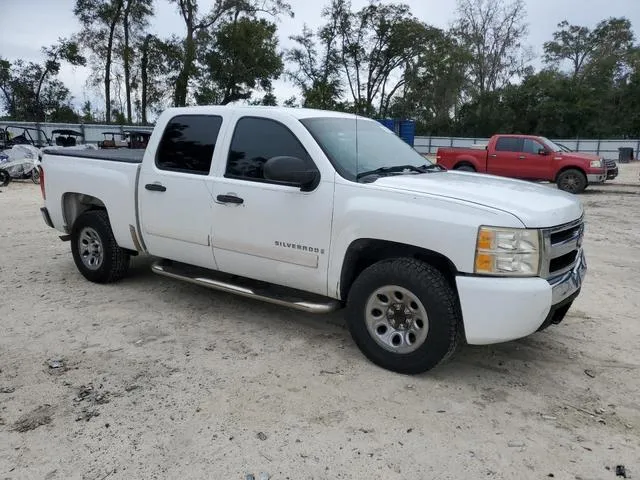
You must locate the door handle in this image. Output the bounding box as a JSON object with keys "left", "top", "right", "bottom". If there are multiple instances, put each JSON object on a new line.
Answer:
{"left": 216, "top": 194, "right": 244, "bottom": 205}
{"left": 145, "top": 183, "right": 166, "bottom": 192}
{"left": 489, "top": 154, "right": 497, "bottom": 158}
{"left": 519, "top": 155, "right": 526, "bottom": 159}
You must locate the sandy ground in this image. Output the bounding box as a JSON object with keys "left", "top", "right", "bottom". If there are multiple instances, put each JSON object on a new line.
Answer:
{"left": 1, "top": 165, "right": 639, "bottom": 480}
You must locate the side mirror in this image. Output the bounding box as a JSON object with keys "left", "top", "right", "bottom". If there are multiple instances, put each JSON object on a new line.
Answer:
{"left": 263, "top": 156, "right": 320, "bottom": 191}
{"left": 538, "top": 148, "right": 548, "bottom": 156}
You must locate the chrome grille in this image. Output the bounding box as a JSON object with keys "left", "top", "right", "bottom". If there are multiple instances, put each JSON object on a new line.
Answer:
{"left": 541, "top": 217, "right": 584, "bottom": 279}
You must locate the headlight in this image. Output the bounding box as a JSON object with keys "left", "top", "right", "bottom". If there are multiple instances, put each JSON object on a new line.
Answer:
{"left": 475, "top": 226, "right": 541, "bottom": 276}
{"left": 590, "top": 160, "right": 602, "bottom": 168}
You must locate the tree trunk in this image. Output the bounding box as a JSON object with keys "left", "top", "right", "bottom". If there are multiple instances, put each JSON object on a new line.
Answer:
{"left": 34, "top": 66, "right": 52, "bottom": 122}
{"left": 105, "top": 1, "right": 124, "bottom": 123}
{"left": 141, "top": 35, "right": 150, "bottom": 124}
{"left": 174, "top": 24, "right": 194, "bottom": 107}
{"left": 123, "top": 0, "right": 132, "bottom": 123}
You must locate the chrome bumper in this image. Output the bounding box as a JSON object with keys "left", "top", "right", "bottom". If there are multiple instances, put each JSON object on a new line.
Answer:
{"left": 587, "top": 173, "right": 606, "bottom": 183}
{"left": 549, "top": 249, "right": 586, "bottom": 305}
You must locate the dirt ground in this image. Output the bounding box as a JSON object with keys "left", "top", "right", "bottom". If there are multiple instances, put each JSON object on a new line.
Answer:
{"left": 1, "top": 165, "right": 639, "bottom": 480}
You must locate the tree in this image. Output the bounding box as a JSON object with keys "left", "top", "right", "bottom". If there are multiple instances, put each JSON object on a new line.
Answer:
{"left": 0, "top": 39, "right": 84, "bottom": 122}
{"left": 34, "top": 39, "right": 85, "bottom": 121}
{"left": 453, "top": 0, "right": 530, "bottom": 96}
{"left": 195, "top": 18, "right": 283, "bottom": 105}
{"left": 388, "top": 29, "right": 471, "bottom": 134}
{"left": 286, "top": 21, "right": 343, "bottom": 110}
{"left": 326, "top": 0, "right": 431, "bottom": 116}
{"left": 282, "top": 96, "right": 299, "bottom": 108}
{"left": 169, "top": 0, "right": 292, "bottom": 107}
{"left": 75, "top": 0, "right": 125, "bottom": 123}
{"left": 140, "top": 35, "right": 182, "bottom": 123}
{"left": 0, "top": 59, "right": 79, "bottom": 122}
{"left": 120, "top": 0, "right": 154, "bottom": 123}
{"left": 544, "top": 18, "right": 635, "bottom": 79}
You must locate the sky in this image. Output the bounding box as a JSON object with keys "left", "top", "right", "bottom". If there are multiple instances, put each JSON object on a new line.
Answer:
{"left": 1, "top": 0, "right": 640, "bottom": 116}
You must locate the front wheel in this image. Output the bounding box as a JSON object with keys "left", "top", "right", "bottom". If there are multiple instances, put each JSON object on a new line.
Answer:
{"left": 71, "top": 210, "right": 130, "bottom": 283}
{"left": 556, "top": 169, "right": 587, "bottom": 194}
{"left": 455, "top": 164, "right": 476, "bottom": 172}
{"left": 345, "top": 258, "right": 461, "bottom": 374}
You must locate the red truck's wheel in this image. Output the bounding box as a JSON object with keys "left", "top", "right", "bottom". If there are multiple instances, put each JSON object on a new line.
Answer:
{"left": 71, "top": 210, "right": 130, "bottom": 283}
{"left": 455, "top": 164, "right": 476, "bottom": 172}
{"left": 345, "top": 258, "right": 461, "bottom": 374}
{"left": 557, "top": 169, "right": 587, "bottom": 194}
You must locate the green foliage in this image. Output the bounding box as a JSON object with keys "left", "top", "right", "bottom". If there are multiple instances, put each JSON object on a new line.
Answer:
{"left": 0, "top": 38, "right": 84, "bottom": 122}
{"left": 195, "top": 17, "right": 283, "bottom": 105}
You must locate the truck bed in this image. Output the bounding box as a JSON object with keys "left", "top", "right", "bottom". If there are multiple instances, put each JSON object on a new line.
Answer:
{"left": 43, "top": 148, "right": 144, "bottom": 164}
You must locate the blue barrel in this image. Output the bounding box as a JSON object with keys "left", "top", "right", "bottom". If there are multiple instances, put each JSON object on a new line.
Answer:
{"left": 377, "top": 118, "right": 396, "bottom": 133}
{"left": 398, "top": 120, "right": 415, "bottom": 146}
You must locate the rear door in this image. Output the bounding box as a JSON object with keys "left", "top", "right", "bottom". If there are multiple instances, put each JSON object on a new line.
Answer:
{"left": 486, "top": 136, "right": 524, "bottom": 178}
{"left": 138, "top": 114, "right": 224, "bottom": 269}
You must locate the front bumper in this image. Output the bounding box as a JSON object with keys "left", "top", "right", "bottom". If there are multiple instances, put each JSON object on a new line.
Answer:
{"left": 606, "top": 166, "right": 619, "bottom": 180}
{"left": 587, "top": 172, "right": 606, "bottom": 183}
{"left": 456, "top": 250, "right": 587, "bottom": 345}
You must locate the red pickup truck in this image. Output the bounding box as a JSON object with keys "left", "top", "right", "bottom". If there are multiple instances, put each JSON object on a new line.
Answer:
{"left": 436, "top": 134, "right": 607, "bottom": 193}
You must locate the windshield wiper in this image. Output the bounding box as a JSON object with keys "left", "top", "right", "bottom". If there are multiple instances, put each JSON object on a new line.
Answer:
{"left": 356, "top": 164, "right": 426, "bottom": 181}
{"left": 422, "top": 163, "right": 446, "bottom": 171}
{"left": 356, "top": 163, "right": 445, "bottom": 181}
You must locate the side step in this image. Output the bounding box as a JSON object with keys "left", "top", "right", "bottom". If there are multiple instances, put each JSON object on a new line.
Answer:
{"left": 151, "top": 260, "right": 342, "bottom": 314}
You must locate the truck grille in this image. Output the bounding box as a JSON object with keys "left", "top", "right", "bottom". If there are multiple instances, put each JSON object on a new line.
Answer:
{"left": 542, "top": 218, "right": 584, "bottom": 279}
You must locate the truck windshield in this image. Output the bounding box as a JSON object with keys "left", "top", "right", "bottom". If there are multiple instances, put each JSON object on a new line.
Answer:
{"left": 540, "top": 137, "right": 563, "bottom": 152}
{"left": 300, "top": 116, "right": 433, "bottom": 182}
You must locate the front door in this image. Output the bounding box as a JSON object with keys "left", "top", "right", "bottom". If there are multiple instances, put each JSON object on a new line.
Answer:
{"left": 138, "top": 114, "right": 225, "bottom": 269}
{"left": 210, "top": 116, "right": 334, "bottom": 296}
{"left": 517, "top": 137, "right": 553, "bottom": 180}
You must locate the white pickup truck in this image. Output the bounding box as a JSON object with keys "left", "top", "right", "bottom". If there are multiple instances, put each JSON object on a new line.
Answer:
{"left": 38, "top": 106, "right": 587, "bottom": 374}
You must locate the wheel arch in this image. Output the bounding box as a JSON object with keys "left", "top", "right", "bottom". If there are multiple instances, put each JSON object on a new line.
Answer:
{"left": 453, "top": 161, "right": 477, "bottom": 171}
{"left": 62, "top": 192, "right": 107, "bottom": 232}
{"left": 339, "top": 238, "right": 459, "bottom": 301}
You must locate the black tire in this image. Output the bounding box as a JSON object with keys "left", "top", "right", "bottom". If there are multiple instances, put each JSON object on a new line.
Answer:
{"left": 455, "top": 164, "right": 476, "bottom": 172}
{"left": 0, "top": 169, "right": 10, "bottom": 187}
{"left": 71, "top": 210, "right": 130, "bottom": 283}
{"left": 31, "top": 168, "right": 40, "bottom": 184}
{"left": 556, "top": 169, "right": 587, "bottom": 194}
{"left": 345, "top": 258, "right": 461, "bottom": 374}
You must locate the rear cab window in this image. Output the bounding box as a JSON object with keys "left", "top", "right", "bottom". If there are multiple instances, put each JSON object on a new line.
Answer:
{"left": 156, "top": 115, "right": 223, "bottom": 175}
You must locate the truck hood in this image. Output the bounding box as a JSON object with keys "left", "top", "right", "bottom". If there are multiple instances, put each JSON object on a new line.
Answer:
{"left": 374, "top": 171, "right": 583, "bottom": 228}
{"left": 557, "top": 151, "right": 600, "bottom": 162}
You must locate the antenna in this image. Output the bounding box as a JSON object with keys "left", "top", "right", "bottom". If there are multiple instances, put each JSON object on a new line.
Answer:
{"left": 355, "top": 109, "right": 359, "bottom": 179}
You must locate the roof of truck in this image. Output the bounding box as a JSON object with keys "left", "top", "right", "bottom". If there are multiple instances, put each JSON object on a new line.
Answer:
{"left": 161, "top": 105, "right": 366, "bottom": 121}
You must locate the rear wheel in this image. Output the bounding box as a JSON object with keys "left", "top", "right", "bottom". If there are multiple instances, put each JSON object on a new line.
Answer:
{"left": 0, "top": 169, "right": 10, "bottom": 187}
{"left": 455, "top": 164, "right": 476, "bottom": 172}
{"left": 71, "top": 210, "right": 130, "bottom": 283}
{"left": 557, "top": 169, "right": 587, "bottom": 194}
{"left": 345, "top": 258, "right": 461, "bottom": 374}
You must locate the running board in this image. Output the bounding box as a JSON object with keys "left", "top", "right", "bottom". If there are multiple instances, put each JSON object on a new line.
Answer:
{"left": 151, "top": 260, "right": 341, "bottom": 314}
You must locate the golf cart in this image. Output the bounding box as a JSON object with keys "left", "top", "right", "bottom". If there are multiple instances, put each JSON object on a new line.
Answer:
{"left": 0, "top": 125, "right": 51, "bottom": 149}
{"left": 123, "top": 130, "right": 152, "bottom": 149}
{"left": 52, "top": 129, "right": 84, "bottom": 147}
{"left": 98, "top": 132, "right": 127, "bottom": 149}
